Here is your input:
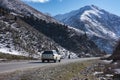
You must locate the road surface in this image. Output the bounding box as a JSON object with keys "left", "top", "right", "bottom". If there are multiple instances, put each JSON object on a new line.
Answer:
{"left": 0, "top": 57, "right": 99, "bottom": 73}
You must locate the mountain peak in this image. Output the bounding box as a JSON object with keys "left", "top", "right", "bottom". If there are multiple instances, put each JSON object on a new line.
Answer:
{"left": 89, "top": 5, "right": 100, "bottom": 9}
{"left": 54, "top": 5, "right": 102, "bottom": 22}
{"left": 54, "top": 5, "right": 120, "bottom": 53}
{"left": 79, "top": 5, "right": 101, "bottom": 12}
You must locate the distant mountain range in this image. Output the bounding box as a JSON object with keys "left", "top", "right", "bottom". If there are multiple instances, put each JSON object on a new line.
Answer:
{"left": 54, "top": 5, "right": 120, "bottom": 53}
{"left": 0, "top": 0, "right": 104, "bottom": 58}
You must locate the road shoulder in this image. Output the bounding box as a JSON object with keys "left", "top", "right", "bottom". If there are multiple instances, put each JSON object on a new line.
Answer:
{"left": 0, "top": 59, "right": 100, "bottom": 80}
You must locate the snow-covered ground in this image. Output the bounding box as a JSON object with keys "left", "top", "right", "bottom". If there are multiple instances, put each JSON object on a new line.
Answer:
{"left": 0, "top": 48, "right": 21, "bottom": 55}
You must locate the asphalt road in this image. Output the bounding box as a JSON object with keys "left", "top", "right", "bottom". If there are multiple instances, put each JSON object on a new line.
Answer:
{"left": 0, "top": 57, "right": 99, "bottom": 73}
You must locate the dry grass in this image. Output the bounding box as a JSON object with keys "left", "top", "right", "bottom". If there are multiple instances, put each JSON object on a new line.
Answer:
{"left": 0, "top": 59, "right": 102, "bottom": 80}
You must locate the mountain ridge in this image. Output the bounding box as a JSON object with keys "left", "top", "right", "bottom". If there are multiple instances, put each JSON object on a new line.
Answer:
{"left": 54, "top": 5, "right": 120, "bottom": 53}
{"left": 0, "top": 0, "right": 57, "bottom": 23}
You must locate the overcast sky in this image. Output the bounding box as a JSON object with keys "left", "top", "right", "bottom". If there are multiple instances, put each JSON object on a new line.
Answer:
{"left": 22, "top": 0, "right": 120, "bottom": 16}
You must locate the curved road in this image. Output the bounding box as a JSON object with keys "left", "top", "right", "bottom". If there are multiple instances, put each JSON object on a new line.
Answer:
{"left": 0, "top": 57, "right": 99, "bottom": 73}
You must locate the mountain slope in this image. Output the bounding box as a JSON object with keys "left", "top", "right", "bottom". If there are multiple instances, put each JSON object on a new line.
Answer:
{"left": 54, "top": 5, "right": 120, "bottom": 53}
{"left": 0, "top": 1, "right": 104, "bottom": 57}
{"left": 20, "top": 14, "right": 104, "bottom": 57}
{"left": 0, "top": 10, "right": 68, "bottom": 57}
{"left": 108, "top": 41, "right": 120, "bottom": 61}
{"left": 0, "top": 0, "right": 57, "bottom": 23}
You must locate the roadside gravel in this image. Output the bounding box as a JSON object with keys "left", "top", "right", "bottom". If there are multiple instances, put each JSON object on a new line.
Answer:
{"left": 0, "top": 59, "right": 100, "bottom": 80}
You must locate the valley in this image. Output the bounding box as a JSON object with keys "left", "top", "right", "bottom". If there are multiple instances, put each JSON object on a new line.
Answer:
{"left": 0, "top": 0, "right": 120, "bottom": 80}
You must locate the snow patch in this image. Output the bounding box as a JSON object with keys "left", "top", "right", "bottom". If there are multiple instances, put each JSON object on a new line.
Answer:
{"left": 0, "top": 48, "right": 21, "bottom": 55}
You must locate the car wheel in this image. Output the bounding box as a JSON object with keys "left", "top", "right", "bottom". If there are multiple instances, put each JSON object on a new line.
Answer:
{"left": 58, "top": 59, "right": 61, "bottom": 62}
{"left": 47, "top": 60, "right": 49, "bottom": 62}
{"left": 54, "top": 60, "right": 56, "bottom": 63}
{"left": 42, "top": 60, "right": 44, "bottom": 63}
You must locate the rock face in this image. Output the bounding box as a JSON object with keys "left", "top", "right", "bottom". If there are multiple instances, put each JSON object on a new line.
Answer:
{"left": 0, "top": 0, "right": 57, "bottom": 23}
{"left": 109, "top": 41, "right": 120, "bottom": 60}
{"left": 54, "top": 5, "right": 120, "bottom": 53}
{"left": 0, "top": 10, "right": 62, "bottom": 57}
{"left": 0, "top": 0, "right": 104, "bottom": 57}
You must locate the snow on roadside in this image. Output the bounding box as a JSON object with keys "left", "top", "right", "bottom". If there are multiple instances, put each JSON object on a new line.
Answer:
{"left": 0, "top": 48, "right": 21, "bottom": 55}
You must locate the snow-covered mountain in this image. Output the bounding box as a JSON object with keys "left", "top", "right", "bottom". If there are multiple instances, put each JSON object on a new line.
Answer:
{"left": 0, "top": 0, "right": 57, "bottom": 23}
{"left": 54, "top": 5, "right": 120, "bottom": 53}
{"left": 0, "top": 0, "right": 105, "bottom": 58}
{"left": 0, "top": 12, "right": 78, "bottom": 58}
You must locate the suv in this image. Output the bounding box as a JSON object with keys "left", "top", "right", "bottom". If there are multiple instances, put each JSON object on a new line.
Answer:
{"left": 41, "top": 50, "right": 61, "bottom": 63}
